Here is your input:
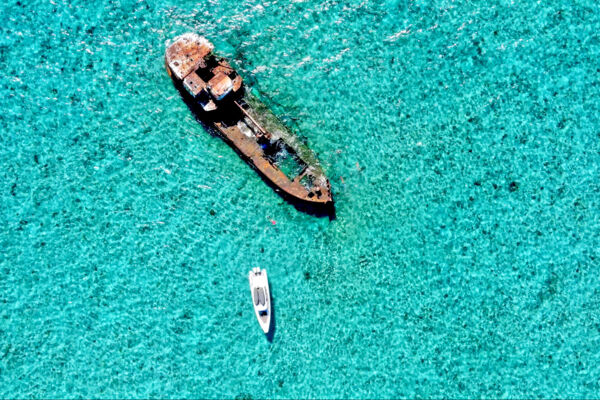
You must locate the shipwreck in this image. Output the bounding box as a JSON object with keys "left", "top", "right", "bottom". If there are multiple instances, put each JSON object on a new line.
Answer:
{"left": 165, "top": 33, "right": 333, "bottom": 212}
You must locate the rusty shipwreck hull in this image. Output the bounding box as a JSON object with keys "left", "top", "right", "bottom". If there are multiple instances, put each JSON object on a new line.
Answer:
{"left": 171, "top": 78, "right": 335, "bottom": 216}
{"left": 165, "top": 33, "right": 333, "bottom": 214}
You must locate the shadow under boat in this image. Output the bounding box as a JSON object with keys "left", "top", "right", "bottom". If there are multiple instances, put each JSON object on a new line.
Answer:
{"left": 265, "top": 281, "right": 276, "bottom": 342}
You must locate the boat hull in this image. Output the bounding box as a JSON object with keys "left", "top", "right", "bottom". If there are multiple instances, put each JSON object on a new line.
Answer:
{"left": 248, "top": 268, "right": 272, "bottom": 334}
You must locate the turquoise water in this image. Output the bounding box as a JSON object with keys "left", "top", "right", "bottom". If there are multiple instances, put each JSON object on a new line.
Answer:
{"left": 1, "top": 0, "right": 600, "bottom": 397}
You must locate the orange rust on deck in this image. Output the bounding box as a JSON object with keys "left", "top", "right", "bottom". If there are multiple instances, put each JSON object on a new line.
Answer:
{"left": 165, "top": 33, "right": 333, "bottom": 209}
{"left": 165, "top": 34, "right": 213, "bottom": 80}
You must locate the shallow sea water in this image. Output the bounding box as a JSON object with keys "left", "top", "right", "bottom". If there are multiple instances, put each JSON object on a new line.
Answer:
{"left": 1, "top": 0, "right": 600, "bottom": 398}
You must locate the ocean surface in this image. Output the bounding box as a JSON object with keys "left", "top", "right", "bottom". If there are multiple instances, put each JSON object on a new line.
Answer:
{"left": 1, "top": 0, "right": 599, "bottom": 398}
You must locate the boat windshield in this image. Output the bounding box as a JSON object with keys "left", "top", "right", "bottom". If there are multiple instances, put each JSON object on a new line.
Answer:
{"left": 254, "top": 287, "right": 266, "bottom": 306}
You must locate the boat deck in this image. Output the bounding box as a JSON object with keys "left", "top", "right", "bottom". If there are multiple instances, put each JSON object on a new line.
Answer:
{"left": 215, "top": 120, "right": 324, "bottom": 203}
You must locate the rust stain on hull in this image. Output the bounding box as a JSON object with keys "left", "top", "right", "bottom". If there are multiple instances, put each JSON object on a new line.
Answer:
{"left": 165, "top": 33, "right": 333, "bottom": 212}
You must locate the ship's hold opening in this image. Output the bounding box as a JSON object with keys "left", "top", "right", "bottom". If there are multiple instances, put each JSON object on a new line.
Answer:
{"left": 195, "top": 55, "right": 220, "bottom": 81}
{"left": 299, "top": 173, "right": 315, "bottom": 191}
{"left": 266, "top": 142, "right": 305, "bottom": 180}
{"left": 196, "top": 89, "right": 211, "bottom": 106}
{"left": 277, "top": 153, "right": 305, "bottom": 181}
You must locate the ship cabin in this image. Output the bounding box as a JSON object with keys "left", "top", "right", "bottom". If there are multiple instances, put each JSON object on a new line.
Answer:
{"left": 166, "top": 34, "right": 243, "bottom": 112}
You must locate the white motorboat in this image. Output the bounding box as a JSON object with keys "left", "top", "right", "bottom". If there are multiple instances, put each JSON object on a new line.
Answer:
{"left": 248, "top": 267, "right": 272, "bottom": 334}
